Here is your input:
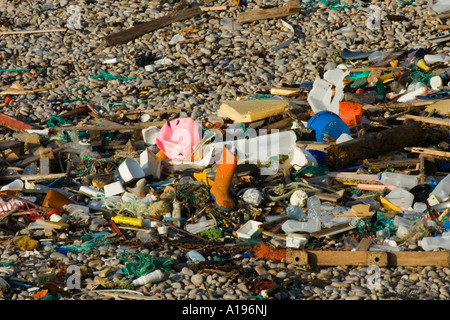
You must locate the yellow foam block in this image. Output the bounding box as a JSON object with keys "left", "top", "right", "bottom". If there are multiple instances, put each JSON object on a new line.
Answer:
{"left": 219, "top": 99, "right": 289, "bottom": 123}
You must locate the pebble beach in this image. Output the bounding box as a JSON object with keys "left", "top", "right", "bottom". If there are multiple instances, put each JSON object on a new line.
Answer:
{"left": 0, "top": 0, "right": 449, "bottom": 305}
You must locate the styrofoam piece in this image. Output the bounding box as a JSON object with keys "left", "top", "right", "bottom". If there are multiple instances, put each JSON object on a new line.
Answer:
{"left": 140, "top": 148, "right": 161, "bottom": 179}
{"left": 142, "top": 126, "right": 160, "bottom": 145}
{"left": 104, "top": 181, "right": 125, "bottom": 198}
{"left": 119, "top": 158, "right": 146, "bottom": 183}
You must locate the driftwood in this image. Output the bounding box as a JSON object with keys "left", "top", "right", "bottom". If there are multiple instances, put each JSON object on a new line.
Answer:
{"left": 104, "top": 6, "right": 204, "bottom": 46}
{"left": 325, "top": 120, "right": 425, "bottom": 170}
{"left": 236, "top": 1, "right": 300, "bottom": 24}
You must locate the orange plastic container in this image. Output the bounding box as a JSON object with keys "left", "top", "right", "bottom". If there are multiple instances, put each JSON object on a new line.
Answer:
{"left": 42, "top": 190, "right": 74, "bottom": 211}
{"left": 339, "top": 102, "right": 363, "bottom": 127}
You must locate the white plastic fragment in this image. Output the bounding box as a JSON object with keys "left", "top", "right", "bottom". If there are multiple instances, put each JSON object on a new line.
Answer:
{"left": 270, "top": 20, "right": 295, "bottom": 52}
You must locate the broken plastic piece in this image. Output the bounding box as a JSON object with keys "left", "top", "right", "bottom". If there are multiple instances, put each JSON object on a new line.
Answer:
{"left": 270, "top": 20, "right": 295, "bottom": 52}
{"left": 156, "top": 117, "right": 202, "bottom": 160}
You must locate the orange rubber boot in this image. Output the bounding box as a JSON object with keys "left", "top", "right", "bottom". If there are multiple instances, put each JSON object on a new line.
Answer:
{"left": 210, "top": 146, "right": 237, "bottom": 211}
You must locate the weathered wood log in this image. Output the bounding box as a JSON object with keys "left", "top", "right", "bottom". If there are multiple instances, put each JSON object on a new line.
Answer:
{"left": 325, "top": 121, "right": 425, "bottom": 170}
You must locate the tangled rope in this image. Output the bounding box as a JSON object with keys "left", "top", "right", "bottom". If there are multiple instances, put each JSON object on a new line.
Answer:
{"left": 262, "top": 182, "right": 321, "bottom": 201}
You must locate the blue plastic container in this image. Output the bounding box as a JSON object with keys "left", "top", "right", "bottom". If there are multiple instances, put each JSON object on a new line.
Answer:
{"left": 307, "top": 111, "right": 350, "bottom": 142}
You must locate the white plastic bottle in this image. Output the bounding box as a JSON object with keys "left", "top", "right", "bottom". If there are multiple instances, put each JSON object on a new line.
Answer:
{"left": 132, "top": 269, "right": 164, "bottom": 286}
{"left": 419, "top": 236, "right": 450, "bottom": 251}
{"left": 397, "top": 84, "right": 428, "bottom": 103}
{"left": 378, "top": 172, "right": 419, "bottom": 190}
{"left": 424, "top": 54, "right": 450, "bottom": 65}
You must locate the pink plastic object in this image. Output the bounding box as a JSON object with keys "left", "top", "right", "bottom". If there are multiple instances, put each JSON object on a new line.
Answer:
{"left": 156, "top": 117, "right": 202, "bottom": 160}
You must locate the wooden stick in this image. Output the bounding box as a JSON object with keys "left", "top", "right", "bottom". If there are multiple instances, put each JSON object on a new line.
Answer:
{"left": 0, "top": 28, "right": 67, "bottom": 35}
{"left": 406, "top": 147, "right": 450, "bottom": 159}
{"left": 104, "top": 6, "right": 204, "bottom": 46}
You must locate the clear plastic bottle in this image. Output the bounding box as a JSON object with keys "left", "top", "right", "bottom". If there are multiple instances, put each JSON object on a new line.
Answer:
{"left": 378, "top": 172, "right": 419, "bottom": 190}
{"left": 368, "top": 51, "right": 388, "bottom": 64}
{"left": 430, "top": 174, "right": 450, "bottom": 202}
{"left": 286, "top": 205, "right": 307, "bottom": 221}
{"left": 307, "top": 196, "right": 322, "bottom": 219}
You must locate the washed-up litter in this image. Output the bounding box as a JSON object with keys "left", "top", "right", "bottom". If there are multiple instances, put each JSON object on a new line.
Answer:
{"left": 0, "top": 0, "right": 449, "bottom": 303}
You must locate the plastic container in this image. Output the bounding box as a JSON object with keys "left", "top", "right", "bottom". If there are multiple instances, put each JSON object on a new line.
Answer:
{"left": 111, "top": 215, "right": 144, "bottom": 228}
{"left": 205, "top": 130, "right": 297, "bottom": 164}
{"left": 419, "top": 236, "right": 450, "bottom": 251}
{"left": 424, "top": 54, "right": 450, "bottom": 65}
{"left": 281, "top": 218, "right": 321, "bottom": 233}
{"left": 42, "top": 189, "right": 74, "bottom": 210}
{"left": 430, "top": 174, "right": 450, "bottom": 202}
{"left": 384, "top": 187, "right": 415, "bottom": 211}
{"left": 378, "top": 172, "right": 419, "bottom": 190}
{"left": 306, "top": 111, "right": 350, "bottom": 142}
{"left": 338, "top": 102, "right": 362, "bottom": 127}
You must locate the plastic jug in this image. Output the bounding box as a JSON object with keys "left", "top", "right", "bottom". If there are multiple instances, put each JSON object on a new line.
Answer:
{"left": 420, "top": 236, "right": 450, "bottom": 251}
{"left": 430, "top": 174, "right": 450, "bottom": 203}
{"left": 384, "top": 187, "right": 414, "bottom": 211}
{"left": 379, "top": 172, "right": 419, "bottom": 190}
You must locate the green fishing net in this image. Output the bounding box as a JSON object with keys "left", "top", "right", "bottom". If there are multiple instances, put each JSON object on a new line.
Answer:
{"left": 118, "top": 248, "right": 174, "bottom": 279}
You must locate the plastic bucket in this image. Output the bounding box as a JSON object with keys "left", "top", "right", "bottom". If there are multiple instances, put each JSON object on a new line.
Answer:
{"left": 306, "top": 111, "right": 350, "bottom": 142}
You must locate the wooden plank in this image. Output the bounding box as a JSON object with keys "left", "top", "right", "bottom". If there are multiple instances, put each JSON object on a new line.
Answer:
{"left": 399, "top": 114, "right": 450, "bottom": 127}
{"left": 355, "top": 238, "right": 373, "bottom": 251}
{"left": 310, "top": 222, "right": 356, "bottom": 239}
{"left": 236, "top": 1, "right": 300, "bottom": 24}
{"left": 406, "top": 147, "right": 450, "bottom": 159}
{"left": 287, "top": 249, "right": 450, "bottom": 266}
{"left": 104, "top": 6, "right": 203, "bottom": 46}
{"left": 363, "top": 158, "right": 420, "bottom": 171}
{"left": 0, "top": 112, "right": 38, "bottom": 131}
{"left": 15, "top": 145, "right": 68, "bottom": 167}
{"left": 388, "top": 251, "right": 450, "bottom": 267}
{"left": 286, "top": 249, "right": 388, "bottom": 267}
